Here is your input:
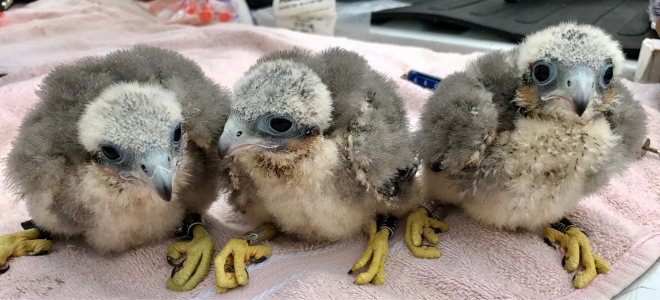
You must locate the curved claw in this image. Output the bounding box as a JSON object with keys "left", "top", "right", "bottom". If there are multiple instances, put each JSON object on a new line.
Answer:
{"left": 27, "top": 249, "right": 49, "bottom": 256}
{"left": 170, "top": 258, "right": 186, "bottom": 279}
{"left": 405, "top": 208, "right": 447, "bottom": 259}
{"left": 165, "top": 226, "right": 214, "bottom": 292}
{"left": 224, "top": 264, "right": 234, "bottom": 273}
{"left": 167, "top": 255, "right": 176, "bottom": 267}
{"left": 250, "top": 256, "right": 268, "bottom": 264}
{"left": 543, "top": 227, "right": 610, "bottom": 289}
{"left": 351, "top": 220, "right": 390, "bottom": 285}
{"left": 0, "top": 228, "right": 53, "bottom": 276}
{"left": 224, "top": 264, "right": 249, "bottom": 280}
{"left": 215, "top": 238, "right": 271, "bottom": 292}
{"left": 543, "top": 238, "right": 556, "bottom": 249}
{"left": 0, "top": 264, "right": 8, "bottom": 275}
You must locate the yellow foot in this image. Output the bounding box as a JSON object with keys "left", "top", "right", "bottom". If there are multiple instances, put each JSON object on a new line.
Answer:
{"left": 214, "top": 237, "right": 270, "bottom": 293}
{"left": 0, "top": 228, "right": 53, "bottom": 274}
{"left": 544, "top": 227, "right": 610, "bottom": 289}
{"left": 351, "top": 219, "right": 390, "bottom": 285}
{"left": 405, "top": 208, "right": 448, "bottom": 258}
{"left": 166, "top": 226, "right": 214, "bottom": 292}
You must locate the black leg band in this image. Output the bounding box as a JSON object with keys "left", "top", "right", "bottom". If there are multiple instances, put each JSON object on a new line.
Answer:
{"left": 376, "top": 215, "right": 397, "bottom": 239}
{"left": 420, "top": 201, "right": 437, "bottom": 215}
{"left": 21, "top": 220, "right": 53, "bottom": 240}
{"left": 174, "top": 213, "right": 206, "bottom": 240}
{"left": 550, "top": 217, "right": 586, "bottom": 235}
{"left": 238, "top": 228, "right": 267, "bottom": 246}
{"left": 420, "top": 201, "right": 449, "bottom": 222}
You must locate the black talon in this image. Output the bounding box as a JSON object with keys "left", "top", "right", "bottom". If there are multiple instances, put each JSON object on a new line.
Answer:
{"left": 421, "top": 243, "right": 438, "bottom": 250}
{"left": 224, "top": 264, "right": 235, "bottom": 273}
{"left": 28, "top": 249, "right": 49, "bottom": 256}
{"left": 562, "top": 256, "right": 567, "bottom": 268}
{"left": 544, "top": 238, "right": 555, "bottom": 249}
{"left": 167, "top": 256, "right": 176, "bottom": 267}
{"left": 348, "top": 269, "right": 353, "bottom": 275}
{"left": 170, "top": 258, "right": 186, "bottom": 279}
{"left": 572, "top": 272, "right": 578, "bottom": 282}
{"left": 225, "top": 264, "right": 249, "bottom": 279}
{"left": 433, "top": 227, "right": 443, "bottom": 234}
{"left": 0, "top": 264, "right": 9, "bottom": 275}
{"left": 250, "top": 256, "right": 268, "bottom": 264}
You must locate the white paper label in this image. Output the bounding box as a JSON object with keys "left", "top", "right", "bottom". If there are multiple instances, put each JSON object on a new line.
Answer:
{"left": 272, "top": 0, "right": 335, "bottom": 17}
{"left": 276, "top": 14, "right": 337, "bottom": 36}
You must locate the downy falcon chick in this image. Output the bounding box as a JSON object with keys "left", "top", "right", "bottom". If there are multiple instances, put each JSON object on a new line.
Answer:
{"left": 214, "top": 47, "right": 421, "bottom": 292}
{"left": 411, "top": 23, "right": 647, "bottom": 288}
{"left": 0, "top": 45, "right": 231, "bottom": 292}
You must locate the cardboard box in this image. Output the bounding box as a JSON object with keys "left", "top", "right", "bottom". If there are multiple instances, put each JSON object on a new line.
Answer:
{"left": 634, "top": 38, "right": 660, "bottom": 83}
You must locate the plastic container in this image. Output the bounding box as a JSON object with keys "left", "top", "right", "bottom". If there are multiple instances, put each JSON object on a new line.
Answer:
{"left": 140, "top": 0, "right": 243, "bottom": 25}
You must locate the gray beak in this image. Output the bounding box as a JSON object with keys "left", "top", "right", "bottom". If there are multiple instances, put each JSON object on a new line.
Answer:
{"left": 219, "top": 117, "right": 278, "bottom": 159}
{"left": 150, "top": 165, "right": 174, "bottom": 201}
{"left": 565, "top": 69, "right": 595, "bottom": 117}
{"left": 132, "top": 152, "right": 180, "bottom": 201}
{"left": 218, "top": 131, "right": 235, "bottom": 159}
{"left": 572, "top": 82, "right": 591, "bottom": 117}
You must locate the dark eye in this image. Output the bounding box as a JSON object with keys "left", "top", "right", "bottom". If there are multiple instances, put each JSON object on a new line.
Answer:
{"left": 101, "top": 145, "right": 120, "bottom": 160}
{"left": 173, "top": 124, "right": 182, "bottom": 142}
{"left": 270, "top": 118, "right": 292, "bottom": 132}
{"left": 533, "top": 64, "right": 550, "bottom": 83}
{"left": 602, "top": 66, "right": 613, "bottom": 86}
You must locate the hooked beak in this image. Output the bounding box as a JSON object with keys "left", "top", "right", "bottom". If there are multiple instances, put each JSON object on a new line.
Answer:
{"left": 122, "top": 151, "right": 180, "bottom": 201}
{"left": 150, "top": 164, "right": 174, "bottom": 201}
{"left": 571, "top": 81, "right": 591, "bottom": 117}
{"left": 547, "top": 69, "right": 595, "bottom": 117}
{"left": 218, "top": 117, "right": 278, "bottom": 159}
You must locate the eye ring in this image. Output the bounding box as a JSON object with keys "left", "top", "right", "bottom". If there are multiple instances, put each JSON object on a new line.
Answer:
{"left": 101, "top": 145, "right": 121, "bottom": 161}
{"left": 531, "top": 61, "right": 557, "bottom": 86}
{"left": 600, "top": 62, "right": 614, "bottom": 88}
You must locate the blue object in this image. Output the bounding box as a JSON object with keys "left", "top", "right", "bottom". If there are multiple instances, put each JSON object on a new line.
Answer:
{"left": 403, "top": 70, "right": 442, "bottom": 89}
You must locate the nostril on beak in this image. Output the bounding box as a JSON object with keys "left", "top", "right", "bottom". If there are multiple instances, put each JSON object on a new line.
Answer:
{"left": 567, "top": 80, "right": 571, "bottom": 87}
{"left": 168, "top": 156, "right": 171, "bottom": 163}
{"left": 237, "top": 131, "right": 243, "bottom": 137}
{"left": 141, "top": 164, "right": 147, "bottom": 173}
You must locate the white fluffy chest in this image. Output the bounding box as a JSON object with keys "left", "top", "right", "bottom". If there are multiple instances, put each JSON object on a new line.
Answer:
{"left": 77, "top": 165, "right": 185, "bottom": 252}
{"left": 239, "top": 139, "right": 370, "bottom": 242}
{"left": 465, "top": 116, "right": 619, "bottom": 229}
{"left": 501, "top": 117, "right": 618, "bottom": 195}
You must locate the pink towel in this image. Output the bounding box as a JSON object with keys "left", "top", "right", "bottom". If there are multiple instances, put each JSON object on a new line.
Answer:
{"left": 1, "top": 1, "right": 659, "bottom": 299}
